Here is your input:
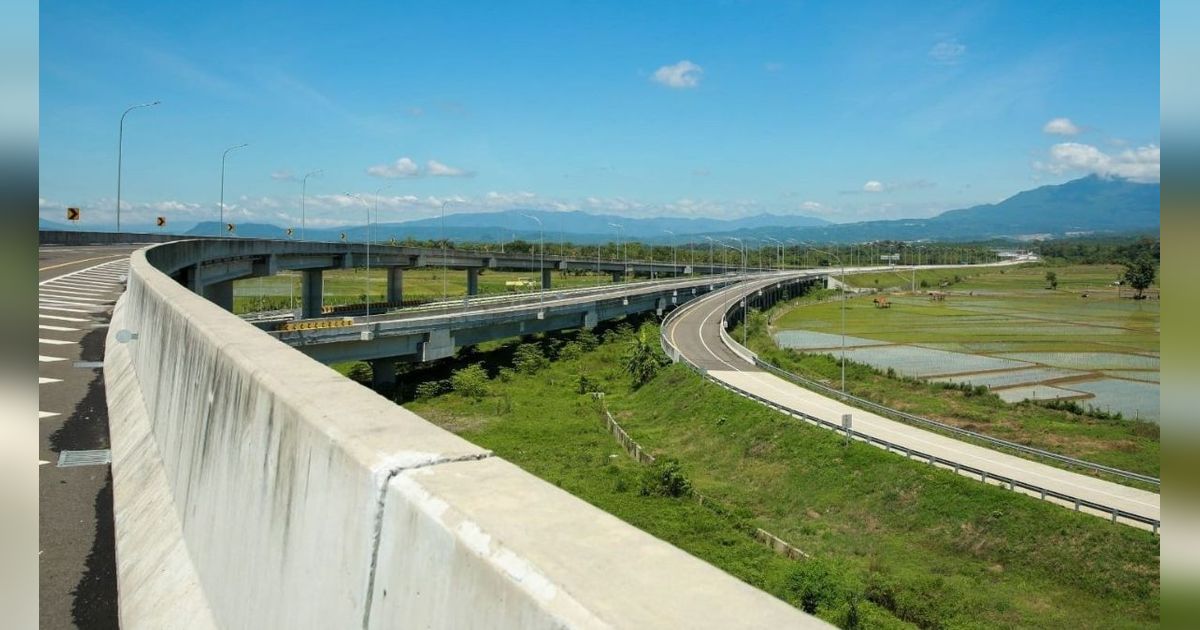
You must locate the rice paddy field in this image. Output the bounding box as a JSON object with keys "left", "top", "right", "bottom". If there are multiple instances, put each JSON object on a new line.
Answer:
{"left": 772, "top": 264, "right": 1160, "bottom": 422}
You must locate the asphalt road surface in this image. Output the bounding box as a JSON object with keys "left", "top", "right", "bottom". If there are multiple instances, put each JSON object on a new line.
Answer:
{"left": 663, "top": 275, "right": 1161, "bottom": 529}
{"left": 39, "top": 245, "right": 138, "bottom": 629}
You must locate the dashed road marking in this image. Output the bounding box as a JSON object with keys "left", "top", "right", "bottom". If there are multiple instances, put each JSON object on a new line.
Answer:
{"left": 40, "top": 314, "right": 89, "bottom": 322}
{"left": 39, "top": 324, "right": 80, "bottom": 332}
{"left": 39, "top": 377, "right": 62, "bottom": 384}
{"left": 39, "top": 338, "right": 74, "bottom": 345}
{"left": 39, "top": 411, "right": 60, "bottom": 419}
{"left": 39, "top": 355, "right": 67, "bottom": 363}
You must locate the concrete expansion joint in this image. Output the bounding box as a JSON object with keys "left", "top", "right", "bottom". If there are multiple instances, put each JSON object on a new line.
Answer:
{"left": 361, "top": 451, "right": 495, "bottom": 629}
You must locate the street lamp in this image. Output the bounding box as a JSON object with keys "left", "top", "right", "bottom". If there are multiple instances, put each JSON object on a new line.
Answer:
{"left": 765, "top": 236, "right": 784, "bottom": 270}
{"left": 608, "top": 223, "right": 624, "bottom": 283}
{"left": 116, "top": 101, "right": 160, "bottom": 232}
{"left": 373, "top": 185, "right": 391, "bottom": 247}
{"left": 703, "top": 236, "right": 717, "bottom": 275}
{"left": 301, "top": 170, "right": 322, "bottom": 241}
{"left": 441, "top": 200, "right": 452, "bottom": 305}
{"left": 804, "top": 242, "right": 847, "bottom": 393}
{"left": 219, "top": 143, "right": 249, "bottom": 235}
{"left": 663, "top": 229, "right": 678, "bottom": 278}
{"left": 345, "top": 192, "right": 373, "bottom": 318}
{"left": 522, "top": 214, "right": 544, "bottom": 308}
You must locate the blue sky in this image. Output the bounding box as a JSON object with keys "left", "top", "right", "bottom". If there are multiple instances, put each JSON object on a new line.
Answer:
{"left": 39, "top": 0, "right": 1159, "bottom": 230}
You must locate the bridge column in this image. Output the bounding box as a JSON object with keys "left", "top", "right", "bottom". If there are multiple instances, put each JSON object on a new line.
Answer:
{"left": 610, "top": 271, "right": 623, "bottom": 283}
{"left": 302, "top": 269, "right": 323, "bottom": 318}
{"left": 386, "top": 267, "right": 404, "bottom": 304}
{"left": 201, "top": 280, "right": 234, "bottom": 312}
{"left": 541, "top": 268, "right": 552, "bottom": 290}
{"left": 467, "top": 268, "right": 480, "bottom": 296}
{"left": 370, "top": 358, "right": 397, "bottom": 390}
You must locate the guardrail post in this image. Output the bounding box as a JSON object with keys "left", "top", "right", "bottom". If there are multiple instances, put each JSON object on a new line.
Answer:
{"left": 1039, "top": 489, "right": 1045, "bottom": 500}
{"left": 1073, "top": 499, "right": 1080, "bottom": 511}
{"left": 981, "top": 471, "right": 987, "bottom": 483}
{"left": 1111, "top": 508, "right": 1118, "bottom": 523}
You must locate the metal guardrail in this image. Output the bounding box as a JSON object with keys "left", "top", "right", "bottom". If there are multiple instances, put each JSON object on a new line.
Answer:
{"left": 659, "top": 281, "right": 1161, "bottom": 533}
{"left": 754, "top": 360, "right": 1160, "bottom": 486}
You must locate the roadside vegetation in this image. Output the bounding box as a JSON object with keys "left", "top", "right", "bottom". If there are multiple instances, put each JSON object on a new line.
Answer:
{"left": 335, "top": 316, "right": 1160, "bottom": 629}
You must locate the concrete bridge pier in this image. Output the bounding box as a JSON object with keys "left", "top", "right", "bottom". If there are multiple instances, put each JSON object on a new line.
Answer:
{"left": 541, "top": 268, "right": 552, "bottom": 290}
{"left": 386, "top": 267, "right": 403, "bottom": 304}
{"left": 610, "top": 271, "right": 623, "bottom": 283}
{"left": 467, "top": 268, "right": 480, "bottom": 296}
{"left": 370, "top": 358, "right": 398, "bottom": 390}
{"left": 302, "top": 269, "right": 323, "bottom": 318}
{"left": 202, "top": 280, "right": 234, "bottom": 312}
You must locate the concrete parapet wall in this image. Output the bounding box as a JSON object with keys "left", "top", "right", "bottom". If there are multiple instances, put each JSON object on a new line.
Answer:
{"left": 107, "top": 242, "right": 829, "bottom": 628}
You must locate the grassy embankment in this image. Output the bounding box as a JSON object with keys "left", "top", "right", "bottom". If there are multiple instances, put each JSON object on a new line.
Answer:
{"left": 336, "top": 318, "right": 1160, "bottom": 629}
{"left": 231, "top": 267, "right": 616, "bottom": 314}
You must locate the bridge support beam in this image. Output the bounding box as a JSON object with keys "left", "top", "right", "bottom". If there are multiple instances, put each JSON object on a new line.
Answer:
{"left": 201, "top": 280, "right": 234, "bottom": 312}
{"left": 370, "top": 358, "right": 397, "bottom": 390}
{"left": 302, "top": 269, "right": 323, "bottom": 318}
{"left": 386, "top": 267, "right": 404, "bottom": 304}
{"left": 466, "top": 268, "right": 479, "bottom": 296}
{"left": 541, "top": 268, "right": 552, "bottom": 290}
{"left": 610, "top": 271, "right": 623, "bottom": 283}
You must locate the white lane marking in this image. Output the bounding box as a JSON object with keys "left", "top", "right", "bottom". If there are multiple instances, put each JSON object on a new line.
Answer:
{"left": 39, "top": 411, "right": 60, "bottom": 419}
{"left": 39, "top": 338, "right": 73, "bottom": 345}
{"left": 39, "top": 377, "right": 62, "bottom": 384}
{"left": 40, "top": 305, "right": 101, "bottom": 314}
{"left": 38, "top": 284, "right": 113, "bottom": 295}
{"left": 40, "top": 314, "right": 90, "bottom": 322}
{"left": 40, "top": 460, "right": 50, "bottom": 466}
{"left": 39, "top": 259, "right": 128, "bottom": 287}
{"left": 48, "top": 279, "right": 119, "bottom": 290}
{"left": 39, "top": 355, "right": 67, "bottom": 363}
{"left": 38, "top": 291, "right": 112, "bottom": 302}
{"left": 39, "top": 324, "right": 79, "bottom": 332}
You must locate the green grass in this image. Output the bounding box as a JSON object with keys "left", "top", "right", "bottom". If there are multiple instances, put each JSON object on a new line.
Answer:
{"left": 373, "top": 320, "right": 1159, "bottom": 629}
{"left": 754, "top": 266, "right": 1160, "bottom": 477}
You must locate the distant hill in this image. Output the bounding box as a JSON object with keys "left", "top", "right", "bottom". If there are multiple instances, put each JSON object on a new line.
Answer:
{"left": 177, "top": 175, "right": 1156, "bottom": 244}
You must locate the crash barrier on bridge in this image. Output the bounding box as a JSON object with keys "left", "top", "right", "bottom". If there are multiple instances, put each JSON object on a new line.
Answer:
{"left": 105, "top": 241, "right": 829, "bottom": 629}
{"left": 659, "top": 283, "right": 1161, "bottom": 533}
{"left": 320, "top": 298, "right": 436, "bottom": 315}
{"left": 40, "top": 229, "right": 192, "bottom": 246}
{"left": 275, "top": 317, "right": 356, "bottom": 332}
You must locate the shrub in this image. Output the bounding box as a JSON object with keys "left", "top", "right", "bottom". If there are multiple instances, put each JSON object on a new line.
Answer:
{"left": 577, "top": 373, "right": 600, "bottom": 394}
{"left": 346, "top": 361, "right": 373, "bottom": 384}
{"left": 414, "top": 379, "right": 452, "bottom": 399}
{"left": 638, "top": 458, "right": 692, "bottom": 498}
{"left": 575, "top": 328, "right": 599, "bottom": 351}
{"left": 513, "top": 343, "right": 549, "bottom": 374}
{"left": 624, "top": 329, "right": 669, "bottom": 388}
{"left": 451, "top": 363, "right": 489, "bottom": 399}
{"left": 557, "top": 341, "right": 584, "bottom": 361}
{"left": 787, "top": 561, "right": 838, "bottom": 614}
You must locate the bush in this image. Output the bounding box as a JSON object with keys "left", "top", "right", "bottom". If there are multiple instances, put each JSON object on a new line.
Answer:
{"left": 513, "top": 343, "right": 549, "bottom": 374}
{"left": 414, "top": 379, "right": 452, "bottom": 399}
{"left": 577, "top": 373, "right": 600, "bottom": 394}
{"left": 638, "top": 458, "right": 692, "bottom": 498}
{"left": 346, "top": 362, "right": 373, "bottom": 384}
{"left": 451, "top": 363, "right": 489, "bottom": 399}
{"left": 787, "top": 561, "right": 839, "bottom": 614}
{"left": 557, "top": 341, "right": 584, "bottom": 361}
{"left": 624, "top": 329, "right": 669, "bottom": 388}
{"left": 575, "top": 328, "right": 599, "bottom": 351}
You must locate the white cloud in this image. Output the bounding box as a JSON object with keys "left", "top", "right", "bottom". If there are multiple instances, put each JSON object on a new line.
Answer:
{"left": 928, "top": 39, "right": 966, "bottom": 64}
{"left": 1036, "top": 142, "right": 1159, "bottom": 183}
{"left": 427, "top": 159, "right": 471, "bottom": 177}
{"left": 1043, "top": 117, "right": 1080, "bottom": 135}
{"left": 367, "top": 157, "right": 421, "bottom": 178}
{"left": 271, "top": 170, "right": 297, "bottom": 181}
{"left": 863, "top": 180, "right": 885, "bottom": 193}
{"left": 652, "top": 60, "right": 703, "bottom": 88}
{"left": 367, "top": 157, "right": 472, "bottom": 178}
{"left": 801, "top": 201, "right": 823, "bottom": 211}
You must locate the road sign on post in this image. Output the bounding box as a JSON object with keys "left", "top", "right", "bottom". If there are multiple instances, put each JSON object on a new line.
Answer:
{"left": 286, "top": 227, "right": 294, "bottom": 238}
{"left": 841, "top": 413, "right": 852, "bottom": 445}
{"left": 156, "top": 216, "right": 166, "bottom": 228}
{"left": 66, "top": 207, "right": 80, "bottom": 221}
{"left": 226, "top": 223, "right": 235, "bottom": 233}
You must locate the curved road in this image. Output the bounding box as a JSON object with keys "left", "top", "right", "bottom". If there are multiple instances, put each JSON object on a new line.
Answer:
{"left": 664, "top": 275, "right": 1161, "bottom": 530}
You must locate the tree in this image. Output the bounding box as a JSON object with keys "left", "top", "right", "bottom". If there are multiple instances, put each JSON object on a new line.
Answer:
{"left": 1044, "top": 270, "right": 1058, "bottom": 290}
{"left": 1123, "top": 257, "right": 1156, "bottom": 299}
{"left": 624, "top": 329, "right": 669, "bottom": 388}
{"left": 450, "top": 363, "right": 489, "bottom": 399}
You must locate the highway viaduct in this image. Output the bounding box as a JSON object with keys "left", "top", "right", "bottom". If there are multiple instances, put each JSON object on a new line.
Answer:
{"left": 42, "top": 232, "right": 830, "bottom": 629}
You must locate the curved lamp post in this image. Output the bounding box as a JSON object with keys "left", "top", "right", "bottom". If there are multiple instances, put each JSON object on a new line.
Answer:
{"left": 116, "top": 100, "right": 160, "bottom": 232}
{"left": 219, "top": 143, "right": 249, "bottom": 235}
{"left": 300, "top": 169, "right": 322, "bottom": 241}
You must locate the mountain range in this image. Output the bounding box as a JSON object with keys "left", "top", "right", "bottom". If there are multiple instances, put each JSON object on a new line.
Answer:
{"left": 40, "top": 175, "right": 1159, "bottom": 244}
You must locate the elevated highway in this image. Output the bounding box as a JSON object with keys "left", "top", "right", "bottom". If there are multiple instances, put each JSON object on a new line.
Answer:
{"left": 90, "top": 234, "right": 829, "bottom": 628}
{"left": 661, "top": 272, "right": 1161, "bottom": 531}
